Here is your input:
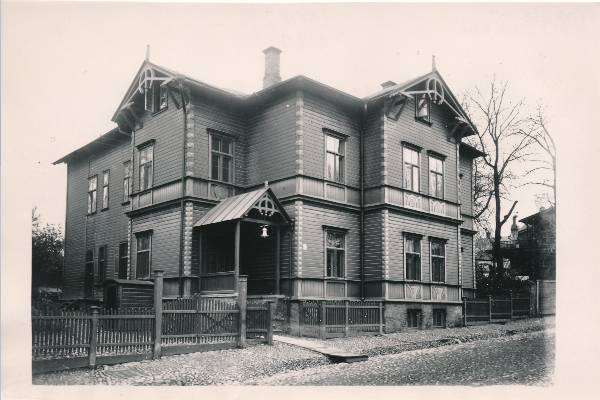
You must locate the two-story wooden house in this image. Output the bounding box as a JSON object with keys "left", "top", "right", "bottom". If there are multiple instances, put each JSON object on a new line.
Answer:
{"left": 55, "top": 47, "right": 482, "bottom": 330}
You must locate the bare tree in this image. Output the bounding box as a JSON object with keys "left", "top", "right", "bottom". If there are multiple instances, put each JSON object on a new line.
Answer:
{"left": 519, "top": 106, "right": 557, "bottom": 208}
{"left": 464, "top": 78, "right": 537, "bottom": 287}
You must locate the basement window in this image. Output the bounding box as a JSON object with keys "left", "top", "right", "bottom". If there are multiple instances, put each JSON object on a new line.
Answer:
{"left": 407, "top": 309, "right": 422, "bottom": 328}
{"left": 433, "top": 309, "right": 446, "bottom": 328}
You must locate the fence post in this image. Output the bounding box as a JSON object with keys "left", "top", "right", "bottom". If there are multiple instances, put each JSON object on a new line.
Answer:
{"left": 238, "top": 275, "right": 248, "bottom": 348}
{"left": 266, "top": 300, "right": 274, "bottom": 345}
{"left": 153, "top": 270, "right": 164, "bottom": 359}
{"left": 536, "top": 280, "right": 540, "bottom": 317}
{"left": 344, "top": 300, "right": 349, "bottom": 337}
{"left": 462, "top": 297, "right": 467, "bottom": 327}
{"left": 88, "top": 306, "right": 99, "bottom": 368}
{"left": 509, "top": 290, "right": 513, "bottom": 320}
{"left": 488, "top": 295, "right": 493, "bottom": 323}
{"left": 319, "top": 301, "right": 326, "bottom": 339}
{"left": 378, "top": 301, "right": 384, "bottom": 335}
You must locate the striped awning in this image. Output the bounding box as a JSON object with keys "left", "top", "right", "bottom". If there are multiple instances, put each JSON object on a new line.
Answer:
{"left": 194, "top": 187, "right": 291, "bottom": 227}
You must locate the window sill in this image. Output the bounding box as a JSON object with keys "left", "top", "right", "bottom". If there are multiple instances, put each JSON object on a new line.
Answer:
{"left": 404, "top": 279, "right": 423, "bottom": 283}
{"left": 122, "top": 201, "right": 130, "bottom": 206}
{"left": 325, "top": 276, "right": 346, "bottom": 281}
{"left": 151, "top": 107, "right": 168, "bottom": 117}
{"left": 414, "top": 117, "right": 433, "bottom": 126}
{"left": 87, "top": 212, "right": 97, "bottom": 216}
{"left": 101, "top": 207, "right": 109, "bottom": 212}
{"left": 324, "top": 179, "right": 345, "bottom": 186}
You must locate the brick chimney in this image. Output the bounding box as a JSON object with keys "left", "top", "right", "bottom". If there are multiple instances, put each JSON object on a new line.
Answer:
{"left": 263, "top": 46, "right": 282, "bottom": 89}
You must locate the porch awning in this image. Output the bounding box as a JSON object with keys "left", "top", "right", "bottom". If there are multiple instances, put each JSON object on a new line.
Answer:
{"left": 194, "top": 187, "right": 291, "bottom": 227}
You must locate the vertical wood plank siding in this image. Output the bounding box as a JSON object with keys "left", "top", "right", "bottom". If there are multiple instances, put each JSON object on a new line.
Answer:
{"left": 300, "top": 204, "right": 360, "bottom": 280}
{"left": 131, "top": 204, "right": 181, "bottom": 278}
{"left": 385, "top": 101, "right": 458, "bottom": 203}
{"left": 459, "top": 153, "right": 473, "bottom": 214}
{"left": 133, "top": 107, "right": 184, "bottom": 191}
{"left": 64, "top": 137, "right": 131, "bottom": 299}
{"left": 302, "top": 94, "right": 360, "bottom": 187}
{"left": 363, "top": 211, "right": 383, "bottom": 280}
{"left": 387, "top": 211, "right": 459, "bottom": 285}
{"left": 191, "top": 98, "right": 246, "bottom": 185}
{"left": 461, "top": 234, "right": 475, "bottom": 289}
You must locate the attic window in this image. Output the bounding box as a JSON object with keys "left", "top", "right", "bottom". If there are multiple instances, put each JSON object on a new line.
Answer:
{"left": 415, "top": 94, "right": 430, "bottom": 123}
{"left": 145, "top": 82, "right": 168, "bottom": 113}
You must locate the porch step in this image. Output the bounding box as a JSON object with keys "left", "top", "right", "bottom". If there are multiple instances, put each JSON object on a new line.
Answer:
{"left": 273, "top": 335, "right": 368, "bottom": 363}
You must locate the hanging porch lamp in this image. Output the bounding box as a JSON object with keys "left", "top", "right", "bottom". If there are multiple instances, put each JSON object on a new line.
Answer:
{"left": 260, "top": 225, "right": 269, "bottom": 239}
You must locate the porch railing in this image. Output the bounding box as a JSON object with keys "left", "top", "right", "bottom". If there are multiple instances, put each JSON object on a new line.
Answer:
{"left": 199, "top": 272, "right": 236, "bottom": 292}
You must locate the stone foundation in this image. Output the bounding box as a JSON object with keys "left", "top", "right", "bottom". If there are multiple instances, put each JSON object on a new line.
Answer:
{"left": 384, "top": 302, "right": 463, "bottom": 333}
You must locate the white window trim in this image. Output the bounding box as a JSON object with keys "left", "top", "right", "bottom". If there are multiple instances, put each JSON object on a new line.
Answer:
{"left": 323, "top": 131, "right": 346, "bottom": 184}
{"left": 403, "top": 233, "right": 422, "bottom": 282}
{"left": 135, "top": 231, "right": 153, "bottom": 280}
{"left": 402, "top": 145, "right": 421, "bottom": 193}
{"left": 138, "top": 143, "right": 154, "bottom": 192}
{"left": 324, "top": 228, "right": 347, "bottom": 279}
{"left": 429, "top": 238, "right": 447, "bottom": 283}
{"left": 101, "top": 170, "right": 110, "bottom": 210}
{"left": 428, "top": 155, "right": 445, "bottom": 200}
{"left": 208, "top": 131, "right": 235, "bottom": 184}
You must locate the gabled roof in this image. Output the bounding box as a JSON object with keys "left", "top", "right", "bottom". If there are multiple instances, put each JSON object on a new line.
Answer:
{"left": 194, "top": 187, "right": 291, "bottom": 227}
{"left": 53, "top": 127, "right": 130, "bottom": 165}
{"left": 460, "top": 142, "right": 486, "bottom": 158}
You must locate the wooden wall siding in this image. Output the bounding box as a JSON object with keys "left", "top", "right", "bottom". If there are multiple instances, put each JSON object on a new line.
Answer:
{"left": 190, "top": 98, "right": 247, "bottom": 185}
{"left": 301, "top": 93, "right": 361, "bottom": 187}
{"left": 302, "top": 176, "right": 324, "bottom": 198}
{"left": 267, "top": 178, "right": 296, "bottom": 199}
{"left": 363, "top": 108, "right": 384, "bottom": 188}
{"left": 190, "top": 203, "right": 212, "bottom": 278}
{"left": 132, "top": 181, "right": 182, "bottom": 210}
{"left": 299, "top": 203, "right": 360, "bottom": 280}
{"left": 461, "top": 234, "right": 475, "bottom": 289}
{"left": 386, "top": 210, "right": 459, "bottom": 285}
{"left": 63, "top": 160, "right": 89, "bottom": 299}
{"left": 461, "top": 215, "right": 474, "bottom": 231}
{"left": 133, "top": 106, "right": 184, "bottom": 192}
{"left": 459, "top": 153, "right": 473, "bottom": 213}
{"left": 246, "top": 95, "right": 297, "bottom": 186}
{"left": 131, "top": 204, "right": 181, "bottom": 278}
{"left": 387, "top": 282, "right": 405, "bottom": 299}
{"left": 64, "top": 139, "right": 131, "bottom": 299}
{"left": 301, "top": 279, "right": 324, "bottom": 297}
{"left": 363, "top": 211, "right": 383, "bottom": 280}
{"left": 384, "top": 101, "right": 458, "bottom": 203}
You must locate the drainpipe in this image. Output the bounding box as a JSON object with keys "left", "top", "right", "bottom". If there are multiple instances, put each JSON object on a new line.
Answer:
{"left": 360, "top": 102, "right": 367, "bottom": 300}
{"left": 177, "top": 80, "right": 188, "bottom": 297}
{"left": 456, "top": 133, "right": 462, "bottom": 300}
{"left": 129, "top": 126, "right": 136, "bottom": 280}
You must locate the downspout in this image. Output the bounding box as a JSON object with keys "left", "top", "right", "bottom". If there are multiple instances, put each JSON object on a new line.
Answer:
{"left": 177, "top": 80, "right": 188, "bottom": 297}
{"left": 129, "top": 126, "right": 136, "bottom": 280}
{"left": 360, "top": 102, "right": 367, "bottom": 300}
{"left": 456, "top": 133, "right": 462, "bottom": 300}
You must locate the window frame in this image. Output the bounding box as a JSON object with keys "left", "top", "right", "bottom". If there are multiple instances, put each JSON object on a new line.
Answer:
{"left": 404, "top": 233, "right": 422, "bottom": 281}
{"left": 430, "top": 238, "right": 447, "bottom": 283}
{"left": 138, "top": 143, "right": 154, "bottom": 192}
{"left": 403, "top": 145, "right": 421, "bottom": 193}
{"left": 324, "top": 131, "right": 346, "bottom": 184}
{"left": 118, "top": 242, "right": 129, "bottom": 279}
{"left": 433, "top": 309, "right": 446, "bottom": 328}
{"left": 145, "top": 81, "right": 168, "bottom": 114}
{"left": 406, "top": 309, "right": 422, "bottom": 329}
{"left": 415, "top": 94, "right": 431, "bottom": 124}
{"left": 209, "top": 131, "right": 235, "bottom": 184}
{"left": 324, "top": 228, "right": 346, "bottom": 279}
{"left": 428, "top": 154, "right": 444, "bottom": 199}
{"left": 101, "top": 170, "right": 110, "bottom": 210}
{"left": 122, "top": 161, "right": 131, "bottom": 204}
{"left": 135, "top": 231, "right": 152, "bottom": 280}
{"left": 97, "top": 245, "right": 107, "bottom": 283}
{"left": 87, "top": 175, "right": 98, "bottom": 214}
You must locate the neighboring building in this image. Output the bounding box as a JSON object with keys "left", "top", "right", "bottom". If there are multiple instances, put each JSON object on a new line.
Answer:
{"left": 54, "top": 48, "right": 482, "bottom": 330}
{"left": 503, "top": 207, "right": 556, "bottom": 280}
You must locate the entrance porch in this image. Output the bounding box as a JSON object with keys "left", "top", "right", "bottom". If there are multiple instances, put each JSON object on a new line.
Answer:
{"left": 193, "top": 187, "right": 291, "bottom": 296}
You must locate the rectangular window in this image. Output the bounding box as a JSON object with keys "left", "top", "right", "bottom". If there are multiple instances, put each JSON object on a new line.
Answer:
{"left": 136, "top": 232, "right": 152, "bottom": 279}
{"left": 123, "top": 161, "right": 131, "bottom": 203}
{"left": 210, "top": 134, "right": 234, "bottom": 183}
{"left": 139, "top": 145, "right": 153, "bottom": 191}
{"left": 433, "top": 309, "right": 446, "bottom": 328}
{"left": 429, "top": 156, "right": 444, "bottom": 198}
{"left": 325, "top": 230, "right": 345, "bottom": 278}
{"left": 84, "top": 249, "right": 94, "bottom": 297}
{"left": 101, "top": 170, "right": 110, "bottom": 210}
{"left": 118, "top": 242, "right": 129, "bottom": 279}
{"left": 325, "top": 134, "right": 345, "bottom": 183}
{"left": 405, "top": 235, "right": 421, "bottom": 281}
{"left": 98, "top": 245, "right": 107, "bottom": 282}
{"left": 407, "top": 309, "right": 422, "bottom": 328}
{"left": 403, "top": 147, "right": 420, "bottom": 192}
{"left": 145, "top": 82, "right": 168, "bottom": 113}
{"left": 415, "top": 94, "right": 430, "bottom": 122}
{"left": 87, "top": 176, "right": 97, "bottom": 214}
{"left": 431, "top": 238, "right": 446, "bottom": 282}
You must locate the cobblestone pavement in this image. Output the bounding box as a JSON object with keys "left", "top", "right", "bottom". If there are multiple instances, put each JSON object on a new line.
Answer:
{"left": 251, "top": 330, "right": 554, "bottom": 386}
{"left": 33, "top": 342, "right": 329, "bottom": 385}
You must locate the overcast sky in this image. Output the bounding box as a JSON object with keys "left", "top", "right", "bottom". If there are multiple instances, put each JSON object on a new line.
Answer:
{"left": 3, "top": 2, "right": 599, "bottom": 234}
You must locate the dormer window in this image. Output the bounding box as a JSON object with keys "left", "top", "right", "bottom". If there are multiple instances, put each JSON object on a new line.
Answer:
{"left": 415, "top": 94, "right": 430, "bottom": 123}
{"left": 145, "top": 82, "right": 168, "bottom": 113}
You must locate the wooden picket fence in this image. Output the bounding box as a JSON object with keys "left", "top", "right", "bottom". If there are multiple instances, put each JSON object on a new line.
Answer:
{"left": 32, "top": 274, "right": 273, "bottom": 374}
{"left": 463, "top": 294, "right": 532, "bottom": 326}
{"left": 299, "top": 300, "right": 384, "bottom": 339}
